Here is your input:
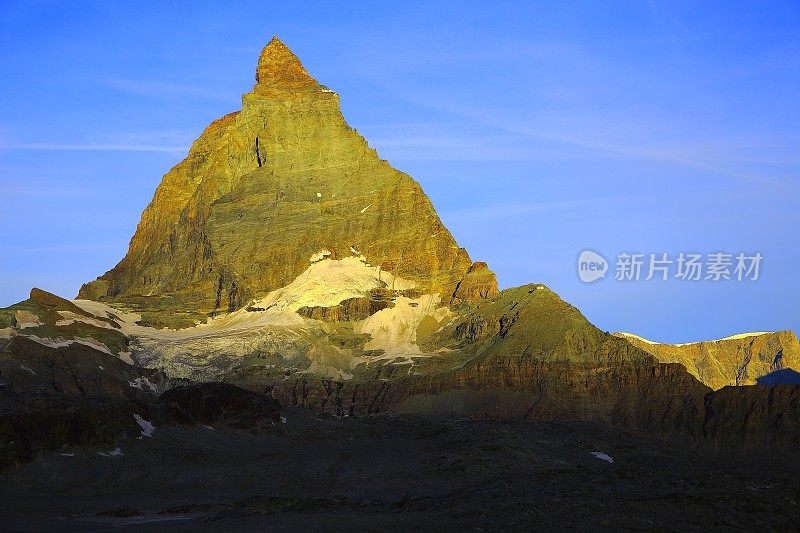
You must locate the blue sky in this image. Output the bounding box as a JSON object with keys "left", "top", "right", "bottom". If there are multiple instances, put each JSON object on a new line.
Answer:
{"left": 1, "top": 1, "right": 798, "bottom": 342}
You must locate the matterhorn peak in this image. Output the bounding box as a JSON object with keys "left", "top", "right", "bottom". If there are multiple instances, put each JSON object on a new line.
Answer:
{"left": 255, "top": 36, "right": 319, "bottom": 91}
{"left": 79, "top": 36, "right": 497, "bottom": 326}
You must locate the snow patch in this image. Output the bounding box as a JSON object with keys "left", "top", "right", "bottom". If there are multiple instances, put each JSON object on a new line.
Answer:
{"left": 359, "top": 204, "right": 371, "bottom": 214}
{"left": 689, "top": 331, "right": 772, "bottom": 344}
{"left": 25, "top": 335, "right": 114, "bottom": 355}
{"left": 251, "top": 256, "right": 415, "bottom": 313}
{"left": 356, "top": 294, "right": 451, "bottom": 361}
{"left": 134, "top": 414, "right": 155, "bottom": 437}
{"left": 73, "top": 338, "right": 114, "bottom": 355}
{"left": 348, "top": 246, "right": 366, "bottom": 262}
{"left": 20, "top": 365, "right": 36, "bottom": 375}
{"left": 591, "top": 451, "right": 614, "bottom": 463}
{"left": 618, "top": 331, "right": 774, "bottom": 347}
{"left": 69, "top": 300, "right": 125, "bottom": 320}
{"left": 616, "top": 332, "right": 656, "bottom": 345}
{"left": 60, "top": 453, "right": 75, "bottom": 457}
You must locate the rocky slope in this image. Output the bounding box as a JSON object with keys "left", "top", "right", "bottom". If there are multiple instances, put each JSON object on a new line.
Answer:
{"left": 615, "top": 331, "right": 800, "bottom": 389}
{"left": 4, "top": 414, "right": 799, "bottom": 530}
{"left": 78, "top": 37, "right": 496, "bottom": 328}
{"left": 0, "top": 287, "right": 130, "bottom": 359}
{"left": 0, "top": 332, "right": 279, "bottom": 471}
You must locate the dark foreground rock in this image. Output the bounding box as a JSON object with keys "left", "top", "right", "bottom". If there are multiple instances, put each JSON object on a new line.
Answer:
{"left": 1, "top": 409, "right": 798, "bottom": 530}
{"left": 0, "top": 336, "right": 157, "bottom": 399}
{"left": 703, "top": 384, "right": 800, "bottom": 452}
{"left": 271, "top": 360, "right": 800, "bottom": 460}
{"left": 0, "top": 337, "right": 281, "bottom": 472}
{"left": 0, "top": 397, "right": 145, "bottom": 472}
{"left": 158, "top": 382, "right": 281, "bottom": 429}
{"left": 0, "top": 337, "right": 159, "bottom": 471}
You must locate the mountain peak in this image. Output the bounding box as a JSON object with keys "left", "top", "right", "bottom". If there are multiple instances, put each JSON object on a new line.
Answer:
{"left": 80, "top": 37, "right": 497, "bottom": 326}
{"left": 255, "top": 36, "right": 319, "bottom": 91}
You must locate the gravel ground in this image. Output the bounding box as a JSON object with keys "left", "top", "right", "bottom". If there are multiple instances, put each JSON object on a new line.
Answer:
{"left": 2, "top": 408, "right": 798, "bottom": 531}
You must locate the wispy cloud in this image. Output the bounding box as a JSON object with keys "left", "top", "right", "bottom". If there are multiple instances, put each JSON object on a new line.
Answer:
{"left": 0, "top": 143, "right": 186, "bottom": 153}
{"left": 374, "top": 95, "right": 795, "bottom": 188}
{"left": 441, "top": 197, "right": 614, "bottom": 222}
{"left": 4, "top": 241, "right": 122, "bottom": 254}
{"left": 359, "top": 122, "right": 596, "bottom": 162}
{"left": 346, "top": 34, "right": 798, "bottom": 189}
{"left": 103, "top": 78, "right": 240, "bottom": 104}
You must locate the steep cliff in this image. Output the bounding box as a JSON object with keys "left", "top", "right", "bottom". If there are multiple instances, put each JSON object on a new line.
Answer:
{"left": 78, "top": 37, "right": 497, "bottom": 328}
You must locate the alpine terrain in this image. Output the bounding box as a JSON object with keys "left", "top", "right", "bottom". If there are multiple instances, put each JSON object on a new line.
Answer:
{"left": 2, "top": 37, "right": 799, "bottom": 530}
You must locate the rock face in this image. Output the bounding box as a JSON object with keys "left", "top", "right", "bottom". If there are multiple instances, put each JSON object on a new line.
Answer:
{"left": 78, "top": 37, "right": 497, "bottom": 328}
{"left": 702, "top": 384, "right": 800, "bottom": 453}
{"left": 615, "top": 331, "right": 800, "bottom": 390}
{"left": 158, "top": 382, "right": 280, "bottom": 430}
{"left": 0, "top": 287, "right": 129, "bottom": 357}
{"left": 0, "top": 333, "right": 279, "bottom": 471}
{"left": 0, "top": 336, "right": 150, "bottom": 399}
{"left": 0, "top": 336, "right": 162, "bottom": 471}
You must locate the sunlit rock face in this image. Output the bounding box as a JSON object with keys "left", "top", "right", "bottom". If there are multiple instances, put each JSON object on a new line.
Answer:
{"left": 79, "top": 37, "right": 498, "bottom": 328}
{"left": 615, "top": 331, "right": 800, "bottom": 390}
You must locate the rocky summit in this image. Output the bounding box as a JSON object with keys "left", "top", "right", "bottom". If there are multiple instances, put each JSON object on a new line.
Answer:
{"left": 2, "top": 37, "right": 800, "bottom": 529}
{"left": 79, "top": 36, "right": 496, "bottom": 328}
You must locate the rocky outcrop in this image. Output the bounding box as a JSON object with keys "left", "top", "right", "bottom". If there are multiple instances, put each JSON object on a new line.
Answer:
{"left": 157, "top": 382, "right": 280, "bottom": 430}
{"left": 0, "top": 336, "right": 280, "bottom": 470}
{"left": 450, "top": 261, "right": 499, "bottom": 304}
{"left": 296, "top": 289, "right": 399, "bottom": 322}
{"left": 616, "top": 331, "right": 800, "bottom": 389}
{"left": 78, "top": 37, "right": 495, "bottom": 327}
{"left": 702, "top": 384, "right": 800, "bottom": 453}
{"left": 0, "top": 397, "right": 145, "bottom": 472}
{"left": 0, "top": 336, "right": 156, "bottom": 399}
{"left": 270, "top": 358, "right": 708, "bottom": 433}
{"left": 0, "top": 335, "right": 167, "bottom": 471}
{"left": 270, "top": 360, "right": 800, "bottom": 458}
{"left": 0, "top": 288, "right": 128, "bottom": 356}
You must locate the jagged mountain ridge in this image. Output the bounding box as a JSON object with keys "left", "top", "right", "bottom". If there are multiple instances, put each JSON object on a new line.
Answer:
{"left": 615, "top": 331, "right": 800, "bottom": 389}
{"left": 78, "top": 37, "right": 497, "bottom": 328}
